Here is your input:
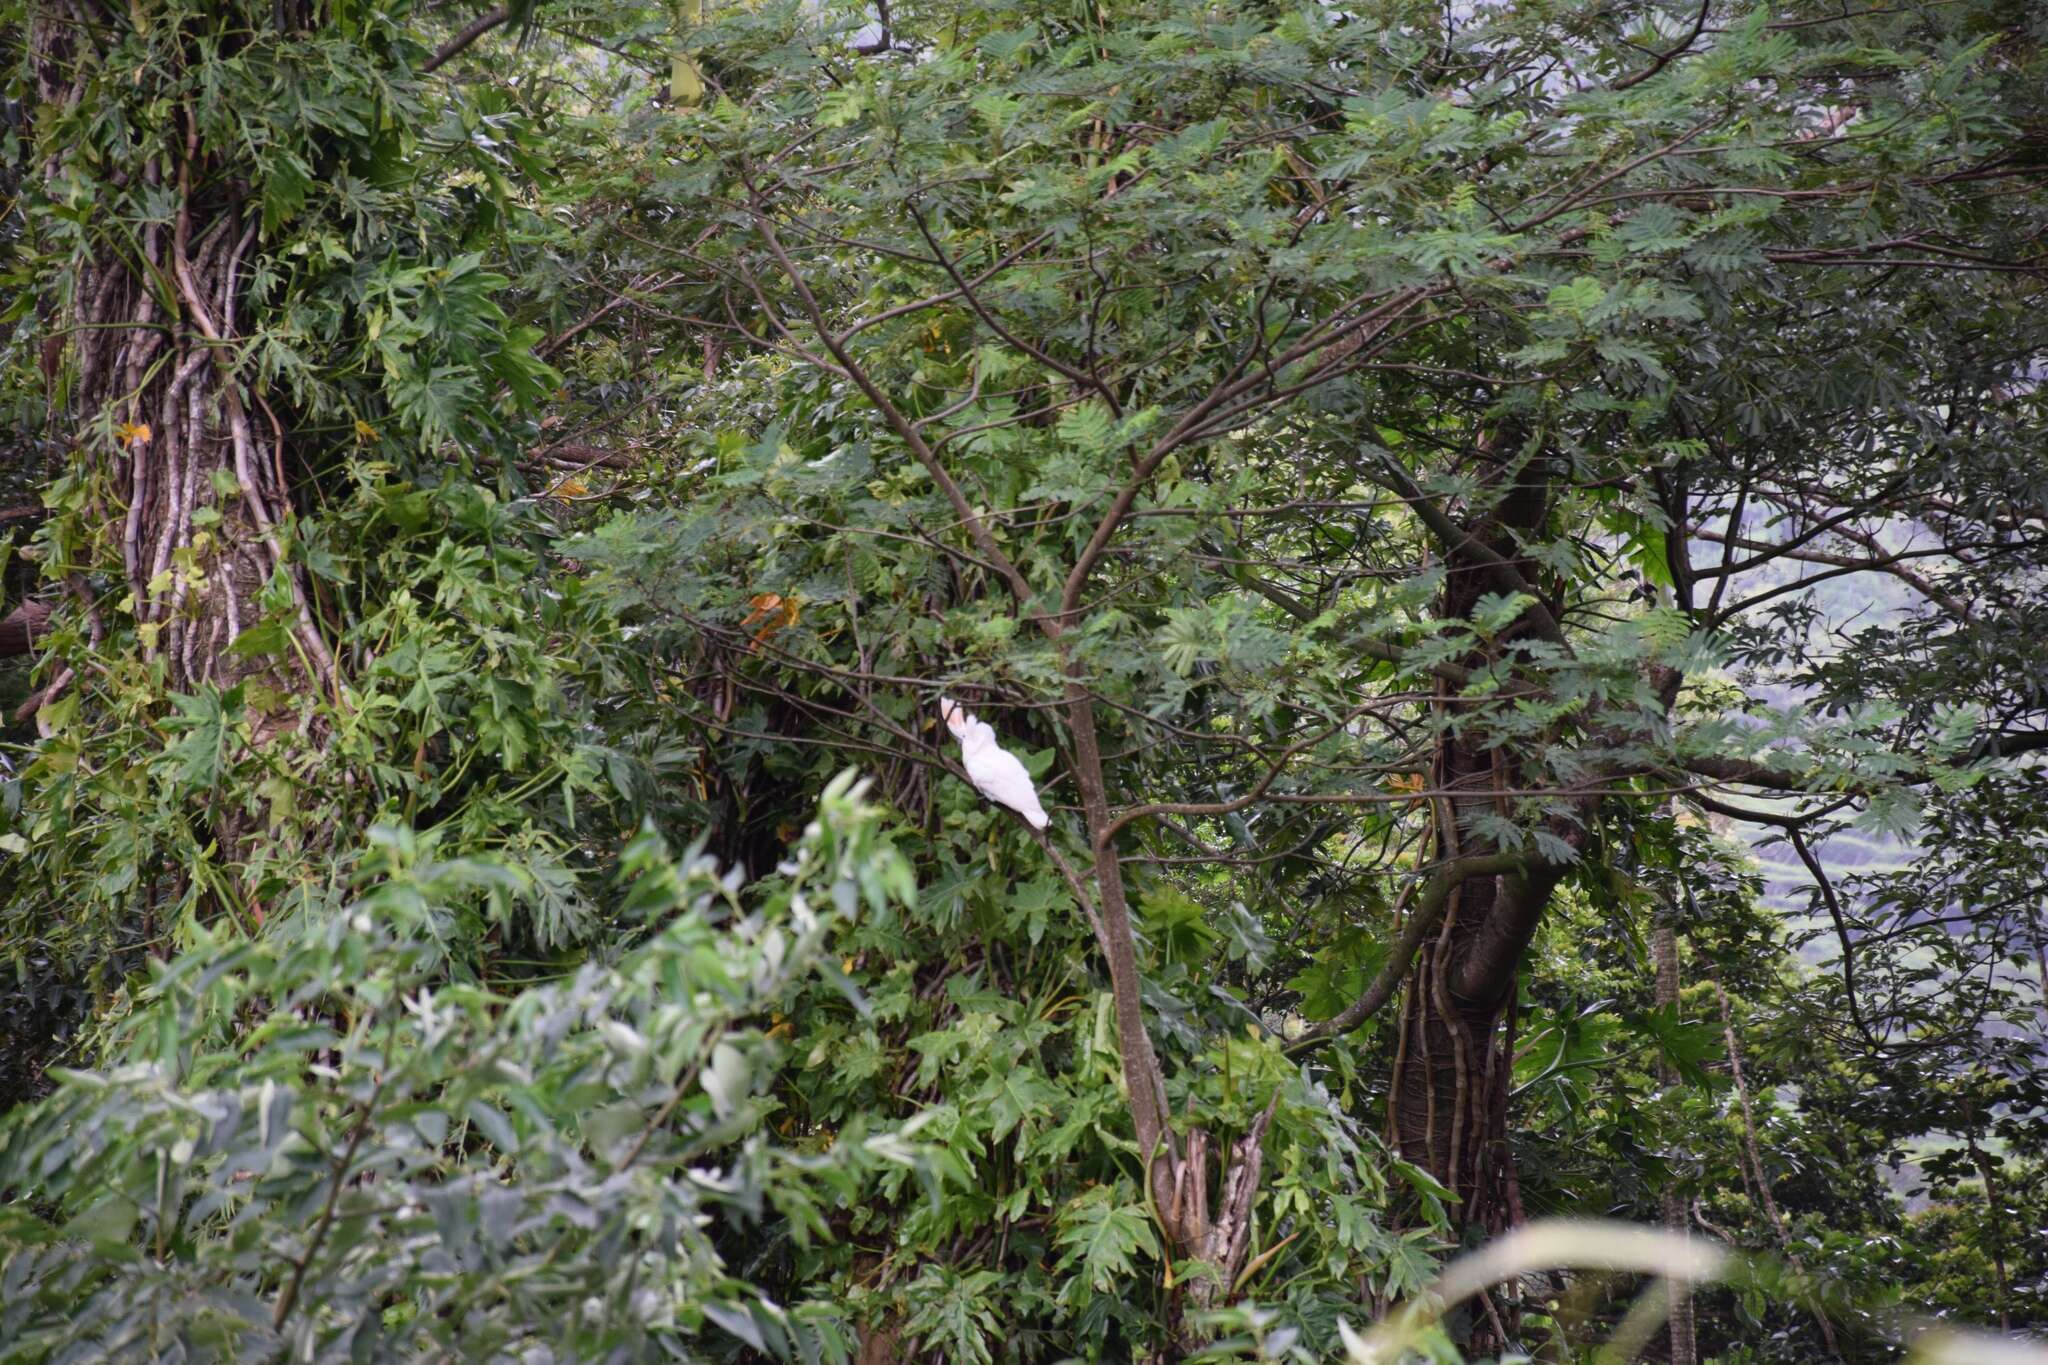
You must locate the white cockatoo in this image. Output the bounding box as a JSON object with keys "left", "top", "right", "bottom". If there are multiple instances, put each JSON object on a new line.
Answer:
{"left": 939, "top": 696, "right": 1050, "bottom": 829}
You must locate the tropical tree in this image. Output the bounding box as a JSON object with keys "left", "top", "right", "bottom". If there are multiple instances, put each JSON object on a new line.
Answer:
{"left": 582, "top": 0, "right": 2046, "bottom": 1265}
{"left": 3, "top": 0, "right": 2045, "bottom": 1359}
{"left": 2, "top": 0, "right": 627, "bottom": 971}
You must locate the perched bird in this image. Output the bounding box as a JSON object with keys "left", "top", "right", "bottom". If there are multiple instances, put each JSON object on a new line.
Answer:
{"left": 939, "top": 696, "right": 1050, "bottom": 829}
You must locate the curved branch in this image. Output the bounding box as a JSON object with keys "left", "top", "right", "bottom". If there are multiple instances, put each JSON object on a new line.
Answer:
{"left": 1289, "top": 852, "right": 1528, "bottom": 1054}
{"left": 1685, "top": 789, "right": 1854, "bottom": 829}
{"left": 1605, "top": 0, "right": 1713, "bottom": 93}
{"left": 1682, "top": 722, "right": 2048, "bottom": 800}
{"left": 1965, "top": 728, "right": 2048, "bottom": 762}
{"left": 907, "top": 205, "right": 1119, "bottom": 416}
{"left": 1366, "top": 453, "right": 1567, "bottom": 644}
{"left": 1789, "top": 825, "right": 1882, "bottom": 1051}
{"left": 1456, "top": 861, "right": 1570, "bottom": 1007}
{"left": 1678, "top": 754, "right": 1809, "bottom": 792}
{"left": 422, "top": 6, "right": 510, "bottom": 74}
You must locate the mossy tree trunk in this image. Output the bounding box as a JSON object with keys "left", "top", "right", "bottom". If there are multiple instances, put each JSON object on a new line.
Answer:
{"left": 29, "top": 2, "right": 334, "bottom": 702}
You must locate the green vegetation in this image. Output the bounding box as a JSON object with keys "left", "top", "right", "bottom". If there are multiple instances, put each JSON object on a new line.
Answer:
{"left": 2, "top": 0, "right": 2043, "bottom": 1359}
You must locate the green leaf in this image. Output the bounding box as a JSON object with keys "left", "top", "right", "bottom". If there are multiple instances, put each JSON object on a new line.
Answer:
{"left": 817, "top": 85, "right": 866, "bottom": 128}
{"left": 1055, "top": 400, "right": 1116, "bottom": 454}
{"left": 1545, "top": 276, "right": 1605, "bottom": 316}
{"left": 977, "top": 1065, "right": 1058, "bottom": 1144}
{"left": 159, "top": 685, "right": 245, "bottom": 790}
{"left": 227, "top": 622, "right": 291, "bottom": 658}
{"left": 702, "top": 1041, "right": 751, "bottom": 1120}
{"left": 1055, "top": 1186, "right": 1160, "bottom": 1291}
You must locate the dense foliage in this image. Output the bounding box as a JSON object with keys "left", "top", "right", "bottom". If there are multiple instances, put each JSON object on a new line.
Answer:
{"left": 2, "top": 0, "right": 2044, "bottom": 1360}
{"left": 1, "top": 776, "right": 926, "bottom": 1359}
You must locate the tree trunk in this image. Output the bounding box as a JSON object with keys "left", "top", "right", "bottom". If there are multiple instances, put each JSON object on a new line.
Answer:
{"left": 1376, "top": 435, "right": 1609, "bottom": 1365}
{"left": 1386, "top": 736, "right": 1558, "bottom": 1234}
{"left": 1387, "top": 440, "right": 1568, "bottom": 1252}
{"left": 0, "top": 600, "right": 50, "bottom": 658}
{"left": 30, "top": 2, "right": 332, "bottom": 702}
{"left": 1385, "top": 740, "right": 1565, "bottom": 1358}
{"left": 1653, "top": 917, "right": 1698, "bottom": 1365}
{"left": 1962, "top": 1107, "right": 2012, "bottom": 1337}
{"left": 1064, "top": 671, "right": 1280, "bottom": 1350}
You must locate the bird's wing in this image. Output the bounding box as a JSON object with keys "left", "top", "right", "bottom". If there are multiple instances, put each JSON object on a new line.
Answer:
{"left": 967, "top": 743, "right": 1046, "bottom": 816}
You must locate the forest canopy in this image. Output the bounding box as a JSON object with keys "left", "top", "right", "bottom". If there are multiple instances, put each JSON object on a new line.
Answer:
{"left": 1, "top": 0, "right": 2045, "bottom": 1360}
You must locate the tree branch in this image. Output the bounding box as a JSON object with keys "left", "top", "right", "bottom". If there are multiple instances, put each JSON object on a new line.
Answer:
{"left": 1229, "top": 561, "right": 1478, "bottom": 688}
{"left": 1789, "top": 825, "right": 1882, "bottom": 1051}
{"left": 1289, "top": 852, "right": 1527, "bottom": 1053}
{"left": 1367, "top": 453, "right": 1568, "bottom": 644}
{"left": 1965, "top": 728, "right": 2048, "bottom": 762}
{"left": 422, "top": 6, "right": 510, "bottom": 74}
{"left": 1456, "top": 860, "right": 1570, "bottom": 1008}
{"left": 1678, "top": 754, "right": 1809, "bottom": 791}
{"left": 0, "top": 600, "right": 51, "bottom": 658}
{"left": 745, "top": 205, "right": 1040, "bottom": 611}
{"left": 273, "top": 1077, "right": 386, "bottom": 1330}
{"left": 1605, "top": 0, "right": 1713, "bottom": 93}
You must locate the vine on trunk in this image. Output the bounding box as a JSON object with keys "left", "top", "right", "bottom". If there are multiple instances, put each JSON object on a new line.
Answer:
{"left": 33, "top": 6, "right": 333, "bottom": 702}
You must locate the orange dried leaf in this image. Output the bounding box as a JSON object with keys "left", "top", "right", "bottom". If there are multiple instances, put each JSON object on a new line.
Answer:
{"left": 114, "top": 421, "right": 152, "bottom": 449}
{"left": 740, "top": 594, "right": 800, "bottom": 650}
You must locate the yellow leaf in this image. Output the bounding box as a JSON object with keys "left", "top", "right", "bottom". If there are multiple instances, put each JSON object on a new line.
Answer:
{"left": 354, "top": 418, "right": 380, "bottom": 442}
{"left": 550, "top": 477, "right": 589, "bottom": 501}
{"left": 114, "top": 421, "right": 151, "bottom": 449}
{"left": 1388, "top": 772, "right": 1426, "bottom": 794}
